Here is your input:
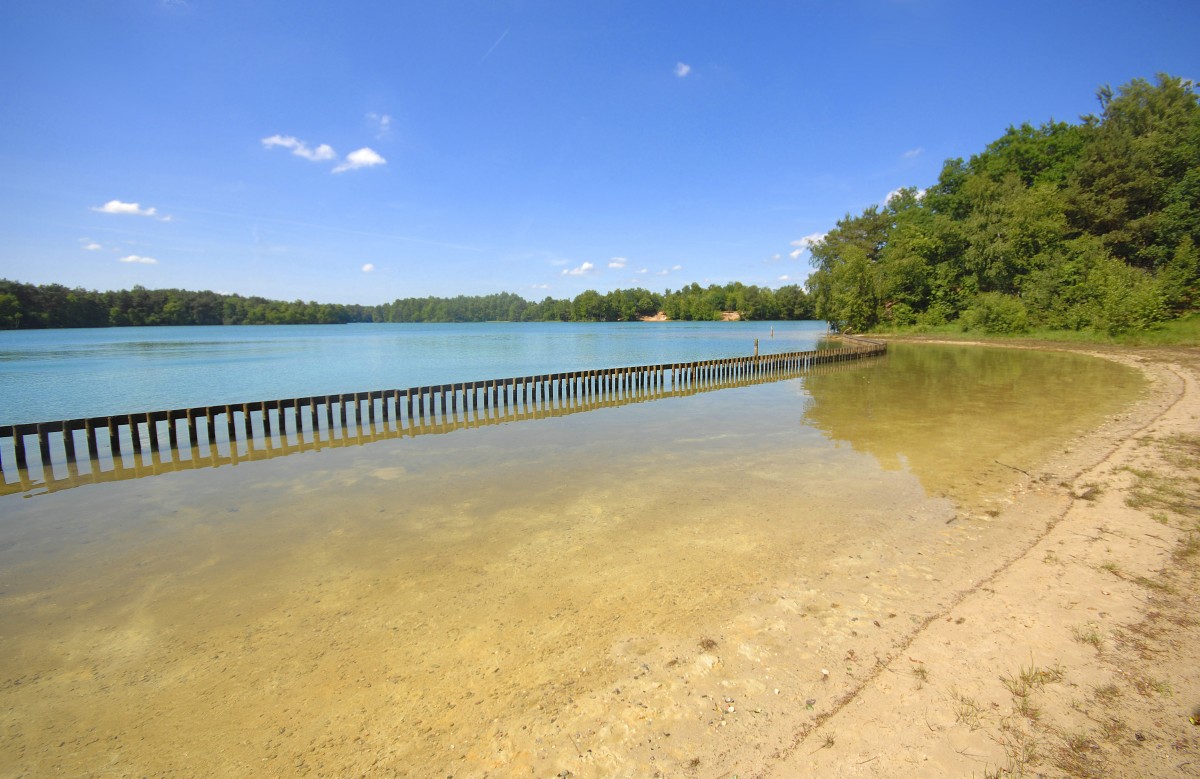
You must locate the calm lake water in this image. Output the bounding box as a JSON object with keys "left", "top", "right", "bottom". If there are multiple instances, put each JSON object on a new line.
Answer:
{"left": 0, "top": 328, "right": 1148, "bottom": 777}
{"left": 0, "top": 321, "right": 827, "bottom": 426}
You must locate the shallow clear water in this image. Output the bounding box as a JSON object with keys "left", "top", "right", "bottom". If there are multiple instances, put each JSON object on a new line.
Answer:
{"left": 0, "top": 321, "right": 825, "bottom": 425}
{"left": 0, "top": 340, "right": 1147, "bottom": 777}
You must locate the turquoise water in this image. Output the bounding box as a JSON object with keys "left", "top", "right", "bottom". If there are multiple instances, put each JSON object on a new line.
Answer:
{"left": 0, "top": 321, "right": 826, "bottom": 425}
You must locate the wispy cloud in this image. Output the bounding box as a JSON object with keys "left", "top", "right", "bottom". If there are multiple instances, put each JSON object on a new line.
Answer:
{"left": 902, "top": 147, "right": 924, "bottom": 159}
{"left": 80, "top": 239, "right": 103, "bottom": 251}
{"left": 778, "top": 274, "right": 792, "bottom": 281}
{"left": 361, "top": 263, "right": 375, "bottom": 273}
{"left": 265, "top": 134, "right": 387, "bottom": 174}
{"left": 671, "top": 264, "right": 682, "bottom": 271}
{"left": 674, "top": 62, "right": 691, "bottom": 78}
{"left": 608, "top": 257, "right": 627, "bottom": 269}
{"left": 480, "top": 28, "right": 510, "bottom": 64}
{"left": 262, "top": 134, "right": 336, "bottom": 162}
{"left": 562, "top": 261, "right": 596, "bottom": 276}
{"left": 366, "top": 112, "right": 392, "bottom": 139}
{"left": 92, "top": 199, "right": 159, "bottom": 217}
{"left": 531, "top": 283, "right": 550, "bottom": 290}
{"left": 333, "top": 147, "right": 387, "bottom": 173}
{"left": 789, "top": 232, "right": 827, "bottom": 258}
{"left": 119, "top": 255, "right": 158, "bottom": 265}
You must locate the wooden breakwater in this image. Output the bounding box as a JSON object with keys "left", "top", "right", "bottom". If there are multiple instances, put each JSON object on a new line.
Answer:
{"left": 0, "top": 337, "right": 884, "bottom": 493}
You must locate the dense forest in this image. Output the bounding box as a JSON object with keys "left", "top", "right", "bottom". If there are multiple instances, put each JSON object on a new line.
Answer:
{"left": 809, "top": 74, "right": 1199, "bottom": 335}
{"left": 0, "top": 280, "right": 814, "bottom": 329}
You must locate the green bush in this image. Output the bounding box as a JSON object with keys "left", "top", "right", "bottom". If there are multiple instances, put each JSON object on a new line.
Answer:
{"left": 961, "top": 292, "right": 1030, "bottom": 334}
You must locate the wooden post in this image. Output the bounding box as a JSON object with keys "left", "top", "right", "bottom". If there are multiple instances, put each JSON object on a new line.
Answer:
{"left": 109, "top": 420, "right": 123, "bottom": 456}
{"left": 14, "top": 431, "right": 28, "bottom": 471}
{"left": 85, "top": 420, "right": 99, "bottom": 460}
{"left": 37, "top": 424, "right": 52, "bottom": 468}
{"left": 63, "top": 424, "right": 77, "bottom": 464}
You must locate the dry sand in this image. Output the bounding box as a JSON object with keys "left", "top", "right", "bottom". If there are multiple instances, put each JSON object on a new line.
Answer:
{"left": 756, "top": 342, "right": 1200, "bottom": 779}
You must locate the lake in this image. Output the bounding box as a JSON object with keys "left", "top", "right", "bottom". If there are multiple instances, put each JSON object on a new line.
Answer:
{"left": 0, "top": 321, "right": 828, "bottom": 426}
{"left": 0, "top": 325, "right": 1147, "bottom": 777}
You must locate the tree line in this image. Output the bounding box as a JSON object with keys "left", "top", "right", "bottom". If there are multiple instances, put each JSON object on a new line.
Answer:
{"left": 0, "top": 280, "right": 815, "bottom": 329}
{"left": 808, "top": 74, "right": 1199, "bottom": 335}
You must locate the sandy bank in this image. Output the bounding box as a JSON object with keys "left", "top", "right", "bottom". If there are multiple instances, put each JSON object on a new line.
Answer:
{"left": 759, "top": 342, "right": 1200, "bottom": 778}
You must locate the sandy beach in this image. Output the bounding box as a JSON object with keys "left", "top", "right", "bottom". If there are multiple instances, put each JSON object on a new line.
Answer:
{"left": 756, "top": 341, "right": 1200, "bottom": 778}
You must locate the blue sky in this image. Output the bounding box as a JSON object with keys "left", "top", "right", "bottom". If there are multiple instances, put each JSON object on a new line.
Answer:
{"left": 1, "top": 1, "right": 1197, "bottom": 305}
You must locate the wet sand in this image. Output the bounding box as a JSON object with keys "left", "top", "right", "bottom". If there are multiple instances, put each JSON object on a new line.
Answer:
{"left": 0, "top": 344, "right": 1174, "bottom": 778}
{"left": 763, "top": 343, "right": 1200, "bottom": 779}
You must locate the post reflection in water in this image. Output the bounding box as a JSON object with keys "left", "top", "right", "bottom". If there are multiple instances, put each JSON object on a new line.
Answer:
{"left": 2, "top": 354, "right": 880, "bottom": 498}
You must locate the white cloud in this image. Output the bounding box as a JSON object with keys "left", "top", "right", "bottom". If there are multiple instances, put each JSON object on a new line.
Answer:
{"left": 562, "top": 261, "right": 596, "bottom": 276}
{"left": 884, "top": 187, "right": 926, "bottom": 205}
{"left": 92, "top": 199, "right": 158, "bottom": 217}
{"left": 531, "top": 283, "right": 550, "bottom": 290}
{"left": 656, "top": 270, "right": 670, "bottom": 276}
{"left": 674, "top": 62, "right": 691, "bottom": 78}
{"left": 361, "top": 263, "right": 375, "bottom": 272}
{"left": 333, "top": 147, "right": 387, "bottom": 173}
{"left": 119, "top": 255, "right": 158, "bottom": 265}
{"left": 789, "top": 232, "right": 827, "bottom": 258}
{"left": 636, "top": 268, "right": 648, "bottom": 274}
{"left": 262, "top": 134, "right": 337, "bottom": 162}
{"left": 902, "top": 147, "right": 924, "bottom": 159}
{"left": 671, "top": 264, "right": 682, "bottom": 271}
{"left": 80, "top": 239, "right": 103, "bottom": 251}
{"left": 367, "top": 112, "right": 392, "bottom": 139}
{"left": 778, "top": 274, "right": 792, "bottom": 281}
{"left": 769, "top": 253, "right": 782, "bottom": 262}
{"left": 608, "top": 257, "right": 627, "bottom": 269}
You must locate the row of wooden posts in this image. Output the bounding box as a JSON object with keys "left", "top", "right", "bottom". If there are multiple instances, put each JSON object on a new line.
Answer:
{"left": 0, "top": 338, "right": 885, "bottom": 486}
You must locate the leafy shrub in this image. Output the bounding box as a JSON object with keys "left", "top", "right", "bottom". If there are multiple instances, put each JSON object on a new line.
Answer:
{"left": 961, "top": 292, "right": 1030, "bottom": 334}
